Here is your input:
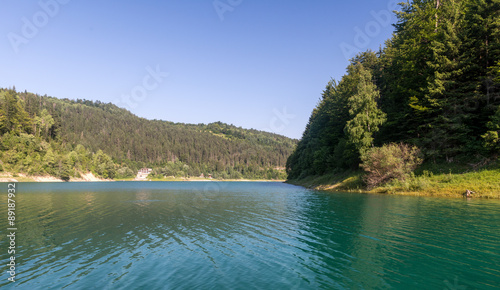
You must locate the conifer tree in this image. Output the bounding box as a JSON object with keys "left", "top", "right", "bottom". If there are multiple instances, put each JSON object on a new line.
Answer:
{"left": 0, "top": 91, "right": 32, "bottom": 135}
{"left": 345, "top": 64, "right": 386, "bottom": 155}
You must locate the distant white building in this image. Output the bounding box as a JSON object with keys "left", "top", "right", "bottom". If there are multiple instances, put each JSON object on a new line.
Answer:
{"left": 139, "top": 168, "right": 152, "bottom": 174}
{"left": 136, "top": 168, "right": 153, "bottom": 180}
{"left": 199, "top": 173, "right": 212, "bottom": 179}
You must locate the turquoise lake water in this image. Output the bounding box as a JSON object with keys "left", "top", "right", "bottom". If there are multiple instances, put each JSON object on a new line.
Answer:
{"left": 1, "top": 182, "right": 499, "bottom": 289}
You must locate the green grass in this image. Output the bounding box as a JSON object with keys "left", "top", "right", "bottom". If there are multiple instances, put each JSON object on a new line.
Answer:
{"left": 378, "top": 168, "right": 500, "bottom": 198}
{"left": 288, "top": 171, "right": 365, "bottom": 192}
{"left": 288, "top": 163, "right": 500, "bottom": 199}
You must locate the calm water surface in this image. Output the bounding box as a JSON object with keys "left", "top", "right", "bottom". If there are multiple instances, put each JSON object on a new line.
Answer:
{"left": 1, "top": 182, "right": 499, "bottom": 289}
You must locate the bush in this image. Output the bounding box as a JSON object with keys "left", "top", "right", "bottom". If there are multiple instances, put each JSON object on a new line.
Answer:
{"left": 116, "top": 167, "right": 135, "bottom": 179}
{"left": 59, "top": 171, "right": 71, "bottom": 182}
{"left": 360, "top": 143, "right": 422, "bottom": 189}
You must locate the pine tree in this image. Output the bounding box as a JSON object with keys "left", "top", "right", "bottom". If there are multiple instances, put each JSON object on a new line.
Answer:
{"left": 345, "top": 64, "right": 386, "bottom": 155}
{"left": 0, "top": 90, "right": 32, "bottom": 135}
{"left": 384, "top": 0, "right": 437, "bottom": 146}
{"left": 461, "top": 0, "right": 500, "bottom": 139}
{"left": 417, "top": 0, "right": 471, "bottom": 160}
{"left": 287, "top": 0, "right": 500, "bottom": 181}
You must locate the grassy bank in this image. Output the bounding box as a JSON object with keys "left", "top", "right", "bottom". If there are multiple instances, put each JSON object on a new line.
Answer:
{"left": 287, "top": 164, "right": 500, "bottom": 199}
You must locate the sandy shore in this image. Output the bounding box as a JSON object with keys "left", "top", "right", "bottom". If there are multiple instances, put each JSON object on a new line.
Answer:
{"left": 71, "top": 172, "right": 110, "bottom": 182}
{"left": 0, "top": 172, "right": 283, "bottom": 183}
{"left": 0, "top": 172, "right": 110, "bottom": 182}
{"left": 0, "top": 178, "right": 18, "bottom": 182}
{"left": 33, "top": 176, "right": 64, "bottom": 182}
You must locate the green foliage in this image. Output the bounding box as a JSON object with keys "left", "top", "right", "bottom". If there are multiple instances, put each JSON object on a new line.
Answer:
{"left": 287, "top": 51, "right": 381, "bottom": 179}
{"left": 43, "top": 148, "right": 56, "bottom": 173}
{"left": 380, "top": 165, "right": 500, "bottom": 198}
{"left": 345, "top": 64, "right": 386, "bottom": 155}
{"left": 482, "top": 106, "right": 500, "bottom": 151}
{"left": 287, "top": 0, "right": 500, "bottom": 182}
{"left": 58, "top": 160, "right": 71, "bottom": 182}
{"left": 91, "top": 150, "right": 116, "bottom": 179}
{"left": 0, "top": 88, "right": 295, "bottom": 180}
{"left": 360, "top": 143, "right": 423, "bottom": 189}
{"left": 34, "top": 109, "right": 54, "bottom": 139}
{"left": 0, "top": 90, "right": 33, "bottom": 135}
{"left": 116, "top": 167, "right": 135, "bottom": 179}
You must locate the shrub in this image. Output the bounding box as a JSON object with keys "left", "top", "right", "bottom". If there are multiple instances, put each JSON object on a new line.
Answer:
{"left": 116, "top": 167, "right": 135, "bottom": 179}
{"left": 360, "top": 143, "right": 422, "bottom": 189}
{"left": 59, "top": 171, "right": 71, "bottom": 182}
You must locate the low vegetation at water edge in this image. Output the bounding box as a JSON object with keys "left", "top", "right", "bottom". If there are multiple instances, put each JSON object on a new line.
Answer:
{"left": 288, "top": 160, "right": 500, "bottom": 199}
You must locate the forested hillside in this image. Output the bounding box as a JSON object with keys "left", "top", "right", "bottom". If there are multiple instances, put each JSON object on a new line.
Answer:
{"left": 0, "top": 88, "right": 297, "bottom": 180}
{"left": 287, "top": 0, "right": 500, "bottom": 180}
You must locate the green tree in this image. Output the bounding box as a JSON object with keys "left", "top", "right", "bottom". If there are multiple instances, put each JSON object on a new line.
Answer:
{"left": 381, "top": 0, "right": 437, "bottom": 145}
{"left": 34, "top": 109, "right": 55, "bottom": 139}
{"left": 287, "top": 52, "right": 381, "bottom": 178}
{"left": 116, "top": 167, "right": 135, "bottom": 179}
{"left": 287, "top": 0, "right": 500, "bottom": 182}
{"left": 345, "top": 64, "right": 386, "bottom": 155}
{"left": 58, "top": 157, "right": 72, "bottom": 182}
{"left": 482, "top": 106, "right": 500, "bottom": 152}
{"left": 0, "top": 91, "right": 32, "bottom": 135}
{"left": 43, "top": 148, "right": 56, "bottom": 174}
{"left": 92, "top": 150, "right": 116, "bottom": 179}
{"left": 0, "top": 106, "right": 6, "bottom": 133}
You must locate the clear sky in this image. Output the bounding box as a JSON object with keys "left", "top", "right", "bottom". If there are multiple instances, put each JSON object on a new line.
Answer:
{"left": 1, "top": 0, "right": 398, "bottom": 139}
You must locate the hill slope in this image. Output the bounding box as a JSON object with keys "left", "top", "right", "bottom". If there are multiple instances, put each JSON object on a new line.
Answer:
{"left": 0, "top": 88, "right": 297, "bottom": 180}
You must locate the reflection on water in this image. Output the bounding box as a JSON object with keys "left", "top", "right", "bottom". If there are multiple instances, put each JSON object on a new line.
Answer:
{"left": 0, "top": 182, "right": 499, "bottom": 289}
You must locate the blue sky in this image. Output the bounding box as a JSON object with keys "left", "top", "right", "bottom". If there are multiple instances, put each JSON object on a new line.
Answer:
{"left": 1, "top": 0, "right": 398, "bottom": 139}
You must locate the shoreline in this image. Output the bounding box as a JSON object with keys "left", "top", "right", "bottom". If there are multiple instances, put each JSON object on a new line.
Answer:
{"left": 0, "top": 173, "right": 285, "bottom": 183}
{"left": 287, "top": 169, "right": 500, "bottom": 199}
{"left": 0, "top": 180, "right": 286, "bottom": 183}
{"left": 0, "top": 172, "right": 111, "bottom": 183}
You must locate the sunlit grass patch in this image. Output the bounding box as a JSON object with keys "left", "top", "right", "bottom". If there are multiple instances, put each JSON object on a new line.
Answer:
{"left": 377, "top": 168, "right": 500, "bottom": 198}
{"left": 289, "top": 165, "right": 500, "bottom": 199}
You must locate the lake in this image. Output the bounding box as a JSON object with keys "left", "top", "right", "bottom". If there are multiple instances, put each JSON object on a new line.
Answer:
{"left": 1, "top": 182, "right": 499, "bottom": 289}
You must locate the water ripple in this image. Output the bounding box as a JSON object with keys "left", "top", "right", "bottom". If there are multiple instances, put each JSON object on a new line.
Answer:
{"left": 0, "top": 182, "right": 499, "bottom": 289}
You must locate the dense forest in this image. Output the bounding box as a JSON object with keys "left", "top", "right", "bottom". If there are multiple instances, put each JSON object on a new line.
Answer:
{"left": 287, "top": 0, "right": 500, "bottom": 181}
{"left": 0, "top": 88, "right": 297, "bottom": 180}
